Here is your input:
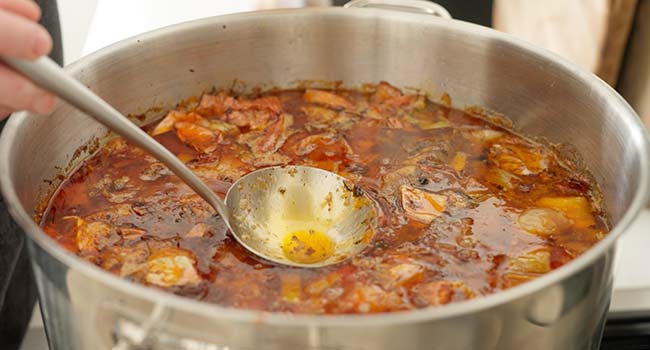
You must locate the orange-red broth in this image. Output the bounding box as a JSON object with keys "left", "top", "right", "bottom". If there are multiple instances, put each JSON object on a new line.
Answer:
{"left": 42, "top": 83, "right": 608, "bottom": 314}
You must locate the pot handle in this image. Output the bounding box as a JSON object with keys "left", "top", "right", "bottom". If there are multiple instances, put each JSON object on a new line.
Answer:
{"left": 105, "top": 302, "right": 233, "bottom": 350}
{"left": 110, "top": 303, "right": 168, "bottom": 350}
{"left": 344, "top": 0, "right": 452, "bottom": 19}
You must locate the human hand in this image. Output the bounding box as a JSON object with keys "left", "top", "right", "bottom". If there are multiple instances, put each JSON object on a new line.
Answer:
{"left": 0, "top": 0, "right": 56, "bottom": 120}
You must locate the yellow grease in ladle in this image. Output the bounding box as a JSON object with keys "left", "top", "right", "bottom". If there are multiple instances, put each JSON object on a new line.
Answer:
{"left": 282, "top": 229, "right": 334, "bottom": 264}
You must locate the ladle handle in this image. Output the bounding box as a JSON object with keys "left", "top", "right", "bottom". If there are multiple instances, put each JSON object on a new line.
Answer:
{"left": 2, "top": 56, "right": 230, "bottom": 221}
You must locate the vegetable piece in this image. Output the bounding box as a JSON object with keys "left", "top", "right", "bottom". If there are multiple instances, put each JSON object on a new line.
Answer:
{"left": 175, "top": 122, "right": 219, "bottom": 154}
{"left": 146, "top": 248, "right": 201, "bottom": 287}
{"left": 451, "top": 152, "right": 467, "bottom": 172}
{"left": 400, "top": 185, "right": 447, "bottom": 224}
{"left": 537, "top": 196, "right": 595, "bottom": 228}
{"left": 518, "top": 208, "right": 571, "bottom": 237}
{"left": 281, "top": 274, "right": 302, "bottom": 303}
{"left": 304, "top": 89, "right": 353, "bottom": 110}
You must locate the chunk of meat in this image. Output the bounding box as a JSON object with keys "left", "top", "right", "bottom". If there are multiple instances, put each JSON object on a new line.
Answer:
{"left": 388, "top": 263, "right": 424, "bottom": 287}
{"left": 302, "top": 105, "right": 337, "bottom": 125}
{"left": 146, "top": 247, "right": 201, "bottom": 287}
{"left": 238, "top": 113, "right": 293, "bottom": 156}
{"left": 489, "top": 140, "right": 550, "bottom": 176}
{"left": 83, "top": 204, "right": 133, "bottom": 223}
{"left": 175, "top": 121, "right": 220, "bottom": 154}
{"left": 338, "top": 284, "right": 406, "bottom": 313}
{"left": 371, "top": 82, "right": 424, "bottom": 110}
{"left": 504, "top": 248, "right": 551, "bottom": 287}
{"left": 537, "top": 196, "right": 595, "bottom": 228}
{"left": 241, "top": 152, "right": 292, "bottom": 167}
{"left": 68, "top": 217, "right": 120, "bottom": 253}
{"left": 465, "top": 129, "right": 504, "bottom": 143}
{"left": 205, "top": 119, "right": 239, "bottom": 135}
{"left": 304, "top": 89, "right": 353, "bottom": 110}
{"left": 91, "top": 174, "right": 138, "bottom": 203}
{"left": 151, "top": 111, "right": 199, "bottom": 136}
{"left": 411, "top": 281, "right": 454, "bottom": 306}
{"left": 103, "top": 243, "right": 150, "bottom": 277}
{"left": 236, "top": 96, "right": 283, "bottom": 115}
{"left": 518, "top": 208, "right": 571, "bottom": 237}
{"left": 139, "top": 162, "right": 171, "bottom": 181}
{"left": 195, "top": 92, "right": 235, "bottom": 117}
{"left": 386, "top": 117, "right": 406, "bottom": 129}
{"left": 486, "top": 167, "right": 520, "bottom": 190}
{"left": 118, "top": 227, "right": 146, "bottom": 240}
{"left": 186, "top": 223, "right": 211, "bottom": 238}
{"left": 192, "top": 151, "right": 253, "bottom": 181}
{"left": 451, "top": 152, "right": 467, "bottom": 172}
{"left": 411, "top": 281, "right": 474, "bottom": 307}
{"left": 293, "top": 132, "right": 353, "bottom": 160}
{"left": 280, "top": 274, "right": 302, "bottom": 303}
{"left": 302, "top": 106, "right": 358, "bottom": 130}
{"left": 228, "top": 109, "right": 273, "bottom": 130}
{"left": 402, "top": 142, "right": 452, "bottom": 167}
{"left": 400, "top": 185, "right": 447, "bottom": 224}
{"left": 381, "top": 165, "right": 419, "bottom": 197}
{"left": 305, "top": 272, "right": 341, "bottom": 297}
{"left": 371, "top": 81, "right": 402, "bottom": 104}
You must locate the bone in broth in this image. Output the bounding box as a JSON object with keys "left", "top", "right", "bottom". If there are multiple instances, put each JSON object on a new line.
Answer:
{"left": 41, "top": 82, "right": 609, "bottom": 314}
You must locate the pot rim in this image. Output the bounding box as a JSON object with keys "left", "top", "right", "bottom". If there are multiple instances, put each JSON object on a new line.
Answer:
{"left": 1, "top": 7, "right": 649, "bottom": 327}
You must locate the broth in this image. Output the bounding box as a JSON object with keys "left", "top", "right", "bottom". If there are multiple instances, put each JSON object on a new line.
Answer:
{"left": 41, "top": 82, "right": 608, "bottom": 314}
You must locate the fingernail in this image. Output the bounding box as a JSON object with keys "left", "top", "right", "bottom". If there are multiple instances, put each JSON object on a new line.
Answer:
{"left": 33, "top": 95, "right": 56, "bottom": 115}
{"left": 32, "top": 30, "right": 52, "bottom": 57}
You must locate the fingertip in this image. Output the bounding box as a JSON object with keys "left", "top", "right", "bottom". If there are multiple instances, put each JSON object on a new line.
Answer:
{"left": 31, "top": 27, "right": 52, "bottom": 57}
{"left": 0, "top": 107, "right": 12, "bottom": 120}
{"left": 32, "top": 93, "right": 56, "bottom": 115}
{"left": 31, "top": 1, "right": 42, "bottom": 21}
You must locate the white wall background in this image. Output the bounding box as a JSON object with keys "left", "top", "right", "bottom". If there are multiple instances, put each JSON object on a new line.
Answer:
{"left": 58, "top": 0, "right": 97, "bottom": 64}
{"left": 57, "top": 0, "right": 328, "bottom": 64}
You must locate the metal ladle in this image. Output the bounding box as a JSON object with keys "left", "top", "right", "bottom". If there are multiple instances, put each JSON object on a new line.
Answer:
{"left": 3, "top": 56, "right": 377, "bottom": 267}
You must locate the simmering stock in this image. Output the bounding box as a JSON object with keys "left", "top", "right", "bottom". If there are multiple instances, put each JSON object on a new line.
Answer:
{"left": 41, "top": 82, "right": 608, "bottom": 314}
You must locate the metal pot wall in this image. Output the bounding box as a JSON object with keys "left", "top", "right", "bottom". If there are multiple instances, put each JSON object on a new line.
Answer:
{"left": 1, "top": 2, "right": 649, "bottom": 349}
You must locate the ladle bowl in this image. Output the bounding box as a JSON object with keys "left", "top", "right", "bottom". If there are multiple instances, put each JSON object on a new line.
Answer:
{"left": 227, "top": 165, "right": 377, "bottom": 267}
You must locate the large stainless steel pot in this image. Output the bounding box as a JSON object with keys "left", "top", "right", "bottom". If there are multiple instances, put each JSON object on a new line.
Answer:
{"left": 1, "top": 1, "right": 649, "bottom": 349}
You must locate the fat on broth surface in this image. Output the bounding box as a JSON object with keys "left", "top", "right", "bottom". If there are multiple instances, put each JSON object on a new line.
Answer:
{"left": 41, "top": 82, "right": 608, "bottom": 314}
